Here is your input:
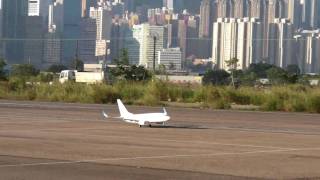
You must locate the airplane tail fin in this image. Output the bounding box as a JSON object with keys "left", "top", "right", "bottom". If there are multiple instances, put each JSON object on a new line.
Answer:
{"left": 163, "top": 107, "right": 167, "bottom": 116}
{"left": 117, "top": 99, "right": 131, "bottom": 117}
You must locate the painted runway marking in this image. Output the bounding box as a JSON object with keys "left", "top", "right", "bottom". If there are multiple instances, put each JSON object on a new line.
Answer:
{"left": 1, "top": 147, "right": 320, "bottom": 168}
{"left": 0, "top": 102, "right": 101, "bottom": 110}
{"left": 208, "top": 126, "right": 320, "bottom": 136}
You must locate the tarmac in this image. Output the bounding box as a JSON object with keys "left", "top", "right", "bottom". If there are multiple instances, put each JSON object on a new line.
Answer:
{"left": 0, "top": 100, "right": 320, "bottom": 179}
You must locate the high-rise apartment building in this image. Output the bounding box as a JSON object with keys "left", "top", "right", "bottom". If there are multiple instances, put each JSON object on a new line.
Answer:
{"left": 162, "top": 0, "right": 184, "bottom": 12}
{"left": 199, "top": 0, "right": 215, "bottom": 38}
{"left": 178, "top": 19, "right": 187, "bottom": 67}
{"left": 163, "top": 0, "right": 174, "bottom": 10}
{"left": 128, "top": 24, "right": 144, "bottom": 65}
{"left": 302, "top": 0, "right": 320, "bottom": 29}
{"left": 40, "top": 0, "right": 51, "bottom": 21}
{"left": 212, "top": 18, "right": 262, "bottom": 70}
{"left": 236, "top": 18, "right": 262, "bottom": 69}
{"left": 233, "top": 0, "right": 248, "bottom": 18}
{"left": 212, "top": 18, "right": 238, "bottom": 70}
{"left": 90, "top": 6, "right": 112, "bottom": 40}
{"left": 268, "top": 18, "right": 293, "bottom": 68}
{"left": 52, "top": 0, "right": 64, "bottom": 33}
{"left": 81, "top": 0, "right": 87, "bottom": 17}
{"left": 249, "top": 0, "right": 264, "bottom": 18}
{"left": 287, "top": 0, "right": 302, "bottom": 29}
{"left": 89, "top": 6, "right": 113, "bottom": 60}
{"left": 293, "top": 30, "right": 320, "bottom": 73}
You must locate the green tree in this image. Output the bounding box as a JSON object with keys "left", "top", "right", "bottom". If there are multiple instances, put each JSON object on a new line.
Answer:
{"left": 11, "top": 64, "right": 39, "bottom": 78}
{"left": 111, "top": 49, "right": 151, "bottom": 81}
{"left": 203, "top": 69, "right": 230, "bottom": 85}
{"left": 72, "top": 59, "right": 84, "bottom": 71}
{"left": 225, "top": 58, "right": 239, "bottom": 87}
{"left": 111, "top": 65, "right": 151, "bottom": 82}
{"left": 115, "top": 48, "right": 129, "bottom": 65}
{"left": 169, "top": 62, "right": 176, "bottom": 70}
{"left": 158, "top": 64, "right": 167, "bottom": 75}
{"left": 47, "top": 64, "right": 68, "bottom": 73}
{"left": 267, "top": 67, "right": 288, "bottom": 85}
{"left": 246, "top": 62, "right": 274, "bottom": 78}
{"left": 286, "top": 64, "right": 300, "bottom": 84}
{"left": 286, "top": 64, "right": 301, "bottom": 76}
{"left": 37, "top": 72, "right": 54, "bottom": 83}
{"left": 0, "top": 59, "right": 7, "bottom": 80}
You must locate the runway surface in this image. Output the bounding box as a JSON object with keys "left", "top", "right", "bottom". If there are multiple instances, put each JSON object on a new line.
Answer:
{"left": 0, "top": 100, "right": 320, "bottom": 179}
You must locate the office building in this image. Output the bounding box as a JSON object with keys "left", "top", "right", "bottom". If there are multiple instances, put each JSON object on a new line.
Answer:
{"left": 79, "top": 18, "right": 97, "bottom": 63}
{"left": 43, "top": 4, "right": 61, "bottom": 68}
{"left": 158, "top": 48, "right": 182, "bottom": 70}
{"left": 130, "top": 24, "right": 164, "bottom": 68}
{"left": 0, "top": 0, "right": 4, "bottom": 58}
{"left": 63, "top": 0, "right": 82, "bottom": 63}
{"left": 2, "top": 0, "right": 28, "bottom": 64}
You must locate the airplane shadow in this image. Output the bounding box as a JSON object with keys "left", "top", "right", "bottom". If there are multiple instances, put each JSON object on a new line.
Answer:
{"left": 149, "top": 124, "right": 210, "bottom": 130}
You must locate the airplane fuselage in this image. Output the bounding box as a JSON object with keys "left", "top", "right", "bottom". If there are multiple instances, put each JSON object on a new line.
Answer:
{"left": 123, "top": 113, "right": 170, "bottom": 126}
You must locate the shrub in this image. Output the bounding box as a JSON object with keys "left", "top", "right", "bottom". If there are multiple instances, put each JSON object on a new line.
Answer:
{"left": 90, "top": 84, "right": 120, "bottom": 104}
{"left": 114, "top": 81, "right": 145, "bottom": 104}
{"left": 224, "top": 87, "right": 251, "bottom": 105}
{"left": 262, "top": 95, "right": 284, "bottom": 111}
{"left": 307, "top": 94, "right": 320, "bottom": 113}
{"left": 284, "top": 95, "right": 307, "bottom": 112}
{"left": 8, "top": 77, "right": 26, "bottom": 91}
{"left": 1, "top": 77, "right": 320, "bottom": 113}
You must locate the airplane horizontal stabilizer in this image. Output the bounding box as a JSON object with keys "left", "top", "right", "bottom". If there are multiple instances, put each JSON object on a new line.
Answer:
{"left": 102, "top": 111, "right": 109, "bottom": 118}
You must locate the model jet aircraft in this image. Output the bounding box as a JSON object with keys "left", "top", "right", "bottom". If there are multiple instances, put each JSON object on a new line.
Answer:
{"left": 102, "top": 99, "right": 170, "bottom": 127}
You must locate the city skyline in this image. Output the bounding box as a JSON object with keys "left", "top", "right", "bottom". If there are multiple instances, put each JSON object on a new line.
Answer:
{"left": 0, "top": 0, "right": 320, "bottom": 73}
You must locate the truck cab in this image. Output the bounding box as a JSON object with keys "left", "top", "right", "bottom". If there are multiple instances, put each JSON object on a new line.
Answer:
{"left": 59, "top": 70, "right": 76, "bottom": 84}
{"left": 59, "top": 64, "right": 105, "bottom": 84}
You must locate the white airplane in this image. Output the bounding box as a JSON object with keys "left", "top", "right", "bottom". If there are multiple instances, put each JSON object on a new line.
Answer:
{"left": 102, "top": 99, "right": 170, "bottom": 127}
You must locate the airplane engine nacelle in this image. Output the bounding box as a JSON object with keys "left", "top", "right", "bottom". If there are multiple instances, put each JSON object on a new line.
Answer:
{"left": 138, "top": 121, "right": 145, "bottom": 126}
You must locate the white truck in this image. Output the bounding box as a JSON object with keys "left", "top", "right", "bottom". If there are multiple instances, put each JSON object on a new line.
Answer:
{"left": 59, "top": 70, "right": 105, "bottom": 84}
{"left": 59, "top": 64, "right": 105, "bottom": 84}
